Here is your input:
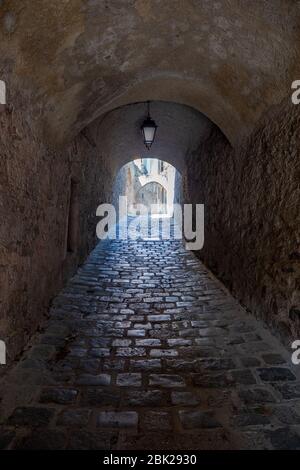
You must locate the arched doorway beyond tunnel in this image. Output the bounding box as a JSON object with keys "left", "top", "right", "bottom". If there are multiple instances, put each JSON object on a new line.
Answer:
{"left": 136, "top": 182, "right": 167, "bottom": 215}
{"left": 114, "top": 158, "right": 182, "bottom": 218}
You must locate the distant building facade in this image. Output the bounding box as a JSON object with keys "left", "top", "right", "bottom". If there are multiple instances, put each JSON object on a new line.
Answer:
{"left": 115, "top": 158, "right": 181, "bottom": 216}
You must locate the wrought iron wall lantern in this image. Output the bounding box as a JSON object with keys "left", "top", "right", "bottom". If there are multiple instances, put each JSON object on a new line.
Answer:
{"left": 141, "top": 101, "right": 158, "bottom": 150}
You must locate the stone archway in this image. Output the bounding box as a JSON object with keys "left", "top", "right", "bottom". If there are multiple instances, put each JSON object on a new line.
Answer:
{"left": 0, "top": 3, "right": 300, "bottom": 452}
{"left": 1, "top": 1, "right": 300, "bottom": 145}
{"left": 136, "top": 181, "right": 168, "bottom": 214}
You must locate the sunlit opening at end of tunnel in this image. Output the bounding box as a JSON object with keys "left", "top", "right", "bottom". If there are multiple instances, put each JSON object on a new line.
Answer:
{"left": 114, "top": 158, "right": 181, "bottom": 218}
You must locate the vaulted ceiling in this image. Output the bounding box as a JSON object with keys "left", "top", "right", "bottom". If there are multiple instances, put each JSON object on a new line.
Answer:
{"left": 89, "top": 101, "right": 213, "bottom": 173}
{"left": 1, "top": 0, "right": 299, "bottom": 144}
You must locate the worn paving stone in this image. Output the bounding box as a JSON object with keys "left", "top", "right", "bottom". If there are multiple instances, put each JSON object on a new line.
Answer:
{"left": 116, "top": 347, "right": 146, "bottom": 357}
{"left": 192, "top": 372, "right": 234, "bottom": 388}
{"left": 89, "top": 348, "right": 110, "bottom": 358}
{"left": 57, "top": 409, "right": 91, "bottom": 427}
{"left": 171, "top": 391, "right": 201, "bottom": 406}
{"left": 112, "top": 339, "right": 131, "bottom": 347}
{"left": 76, "top": 374, "right": 111, "bottom": 386}
{"left": 136, "top": 339, "right": 161, "bottom": 347}
{"left": 122, "top": 390, "right": 168, "bottom": 407}
{"left": 103, "top": 359, "right": 126, "bottom": 371}
{"left": 179, "top": 410, "right": 221, "bottom": 429}
{"left": 271, "top": 406, "right": 300, "bottom": 425}
{"left": 272, "top": 383, "right": 300, "bottom": 399}
{"left": 79, "top": 358, "right": 101, "bottom": 373}
{"left": 89, "top": 338, "right": 111, "bottom": 348}
{"left": 167, "top": 338, "right": 192, "bottom": 347}
{"left": 262, "top": 354, "right": 286, "bottom": 365}
{"left": 116, "top": 373, "right": 142, "bottom": 387}
{"left": 97, "top": 411, "right": 138, "bottom": 428}
{"left": 258, "top": 368, "right": 296, "bottom": 382}
{"left": 238, "top": 387, "right": 276, "bottom": 405}
{"left": 117, "top": 429, "right": 238, "bottom": 450}
{"left": 149, "top": 374, "right": 186, "bottom": 388}
{"left": 239, "top": 342, "right": 271, "bottom": 353}
{"left": 150, "top": 349, "right": 178, "bottom": 358}
{"left": 127, "top": 329, "right": 146, "bottom": 337}
{"left": 240, "top": 357, "right": 261, "bottom": 367}
{"left": 265, "top": 427, "right": 300, "bottom": 450}
{"left": 40, "top": 388, "right": 78, "bottom": 404}
{"left": 199, "top": 358, "right": 236, "bottom": 371}
{"left": 134, "top": 322, "right": 152, "bottom": 330}
{"left": 231, "top": 369, "right": 257, "bottom": 385}
{"left": 8, "top": 407, "right": 55, "bottom": 427}
{"left": 232, "top": 411, "right": 271, "bottom": 427}
{"left": 130, "top": 359, "right": 162, "bottom": 370}
{"left": 143, "top": 411, "right": 172, "bottom": 431}
{"left": 148, "top": 315, "right": 171, "bottom": 322}
{"left": 67, "top": 430, "right": 118, "bottom": 450}
{"left": 69, "top": 347, "right": 87, "bottom": 358}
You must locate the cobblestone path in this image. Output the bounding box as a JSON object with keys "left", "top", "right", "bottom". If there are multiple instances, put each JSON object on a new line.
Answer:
{"left": 1, "top": 234, "right": 300, "bottom": 450}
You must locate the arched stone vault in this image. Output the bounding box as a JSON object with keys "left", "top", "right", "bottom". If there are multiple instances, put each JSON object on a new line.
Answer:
{"left": 1, "top": 0, "right": 300, "bottom": 145}
{"left": 88, "top": 101, "right": 213, "bottom": 174}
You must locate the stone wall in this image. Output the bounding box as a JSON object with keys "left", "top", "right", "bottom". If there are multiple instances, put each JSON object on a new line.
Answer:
{"left": 0, "top": 93, "right": 114, "bottom": 364}
{"left": 184, "top": 98, "right": 300, "bottom": 345}
{"left": 112, "top": 162, "right": 142, "bottom": 213}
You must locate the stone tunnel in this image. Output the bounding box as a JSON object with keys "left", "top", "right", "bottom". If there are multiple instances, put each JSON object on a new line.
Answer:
{"left": 0, "top": 0, "right": 300, "bottom": 452}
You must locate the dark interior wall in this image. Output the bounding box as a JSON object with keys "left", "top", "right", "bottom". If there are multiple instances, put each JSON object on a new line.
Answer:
{"left": 0, "top": 93, "right": 115, "bottom": 363}
{"left": 184, "top": 98, "right": 300, "bottom": 345}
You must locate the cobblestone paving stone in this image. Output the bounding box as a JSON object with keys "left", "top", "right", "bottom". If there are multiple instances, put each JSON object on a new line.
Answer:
{"left": 1, "top": 229, "right": 300, "bottom": 450}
